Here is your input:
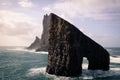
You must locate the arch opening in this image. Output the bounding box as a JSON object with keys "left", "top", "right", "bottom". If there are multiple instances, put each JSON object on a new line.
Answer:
{"left": 82, "top": 57, "right": 89, "bottom": 69}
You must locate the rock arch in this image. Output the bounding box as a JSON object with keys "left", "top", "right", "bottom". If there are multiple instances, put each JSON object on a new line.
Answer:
{"left": 46, "top": 13, "right": 110, "bottom": 77}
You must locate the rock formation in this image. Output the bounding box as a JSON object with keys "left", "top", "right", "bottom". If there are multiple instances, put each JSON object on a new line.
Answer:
{"left": 36, "top": 14, "right": 49, "bottom": 51}
{"left": 27, "top": 36, "right": 41, "bottom": 50}
{"left": 46, "top": 13, "right": 110, "bottom": 77}
{"left": 28, "top": 15, "right": 49, "bottom": 51}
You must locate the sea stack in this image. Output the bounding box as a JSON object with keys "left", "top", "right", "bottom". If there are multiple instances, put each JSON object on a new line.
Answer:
{"left": 28, "top": 15, "right": 49, "bottom": 51}
{"left": 36, "top": 14, "right": 49, "bottom": 51}
{"left": 27, "top": 36, "right": 41, "bottom": 50}
{"left": 46, "top": 13, "right": 110, "bottom": 77}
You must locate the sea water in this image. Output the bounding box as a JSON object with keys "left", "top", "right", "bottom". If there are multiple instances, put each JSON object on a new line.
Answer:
{"left": 0, "top": 46, "right": 120, "bottom": 80}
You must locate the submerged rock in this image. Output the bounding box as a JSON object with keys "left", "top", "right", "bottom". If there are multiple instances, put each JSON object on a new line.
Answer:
{"left": 46, "top": 13, "right": 110, "bottom": 77}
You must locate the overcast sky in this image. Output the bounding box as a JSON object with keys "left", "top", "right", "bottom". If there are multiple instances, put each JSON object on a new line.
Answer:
{"left": 0, "top": 0, "right": 120, "bottom": 47}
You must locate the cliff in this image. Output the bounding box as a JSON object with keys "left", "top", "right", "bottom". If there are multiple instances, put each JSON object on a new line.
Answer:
{"left": 27, "top": 36, "right": 41, "bottom": 50}
{"left": 36, "top": 14, "right": 49, "bottom": 51}
{"left": 46, "top": 13, "right": 110, "bottom": 77}
{"left": 28, "top": 15, "right": 49, "bottom": 51}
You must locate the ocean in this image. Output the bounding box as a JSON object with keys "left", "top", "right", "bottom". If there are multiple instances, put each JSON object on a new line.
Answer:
{"left": 0, "top": 46, "right": 120, "bottom": 80}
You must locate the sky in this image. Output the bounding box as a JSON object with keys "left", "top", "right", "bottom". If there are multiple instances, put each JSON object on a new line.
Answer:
{"left": 0, "top": 0, "right": 120, "bottom": 47}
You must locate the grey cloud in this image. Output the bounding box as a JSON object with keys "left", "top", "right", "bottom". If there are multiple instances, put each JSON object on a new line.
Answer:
{"left": 0, "top": 22, "right": 40, "bottom": 36}
{"left": 42, "top": 0, "right": 120, "bottom": 20}
{"left": 0, "top": 10, "right": 42, "bottom": 46}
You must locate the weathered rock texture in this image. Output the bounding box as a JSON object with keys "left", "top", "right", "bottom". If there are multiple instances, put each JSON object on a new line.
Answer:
{"left": 27, "top": 36, "right": 41, "bottom": 50}
{"left": 46, "top": 13, "right": 110, "bottom": 77}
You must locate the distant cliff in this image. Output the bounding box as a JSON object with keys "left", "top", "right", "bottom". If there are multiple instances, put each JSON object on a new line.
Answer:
{"left": 27, "top": 36, "right": 41, "bottom": 50}
{"left": 27, "top": 15, "right": 49, "bottom": 51}
{"left": 36, "top": 14, "right": 49, "bottom": 51}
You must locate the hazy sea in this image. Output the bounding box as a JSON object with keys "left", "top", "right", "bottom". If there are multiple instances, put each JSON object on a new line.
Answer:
{"left": 0, "top": 46, "right": 120, "bottom": 80}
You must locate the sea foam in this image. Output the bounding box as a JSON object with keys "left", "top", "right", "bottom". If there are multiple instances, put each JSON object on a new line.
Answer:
{"left": 26, "top": 56, "right": 120, "bottom": 79}
{"left": 110, "top": 56, "right": 120, "bottom": 63}
{"left": 7, "top": 47, "right": 48, "bottom": 54}
{"left": 27, "top": 65, "right": 120, "bottom": 80}
{"left": 27, "top": 67, "right": 46, "bottom": 76}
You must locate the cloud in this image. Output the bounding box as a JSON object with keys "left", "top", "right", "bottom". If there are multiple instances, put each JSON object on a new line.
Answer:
{"left": 42, "top": 0, "right": 120, "bottom": 20}
{"left": 0, "top": 10, "right": 42, "bottom": 46}
{"left": 0, "top": 2, "right": 11, "bottom": 6}
{"left": 42, "top": 6, "right": 52, "bottom": 12}
{"left": 18, "top": 0, "right": 34, "bottom": 8}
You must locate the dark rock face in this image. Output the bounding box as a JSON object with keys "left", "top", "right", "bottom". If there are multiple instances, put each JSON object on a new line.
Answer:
{"left": 36, "top": 14, "right": 49, "bottom": 51}
{"left": 46, "top": 13, "right": 110, "bottom": 77}
{"left": 27, "top": 36, "right": 41, "bottom": 50}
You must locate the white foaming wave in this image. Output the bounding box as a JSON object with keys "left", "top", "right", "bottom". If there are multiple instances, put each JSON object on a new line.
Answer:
{"left": 7, "top": 47, "right": 48, "bottom": 54}
{"left": 111, "top": 67, "right": 120, "bottom": 71}
{"left": 106, "top": 48, "right": 113, "bottom": 52}
{"left": 35, "top": 51, "right": 48, "bottom": 54}
{"left": 110, "top": 56, "right": 120, "bottom": 63}
{"left": 27, "top": 65, "right": 120, "bottom": 80}
{"left": 27, "top": 51, "right": 48, "bottom": 54}
{"left": 27, "top": 67, "right": 71, "bottom": 80}
{"left": 46, "top": 69, "right": 120, "bottom": 80}
{"left": 27, "top": 67, "right": 46, "bottom": 76}
{"left": 7, "top": 47, "right": 34, "bottom": 52}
